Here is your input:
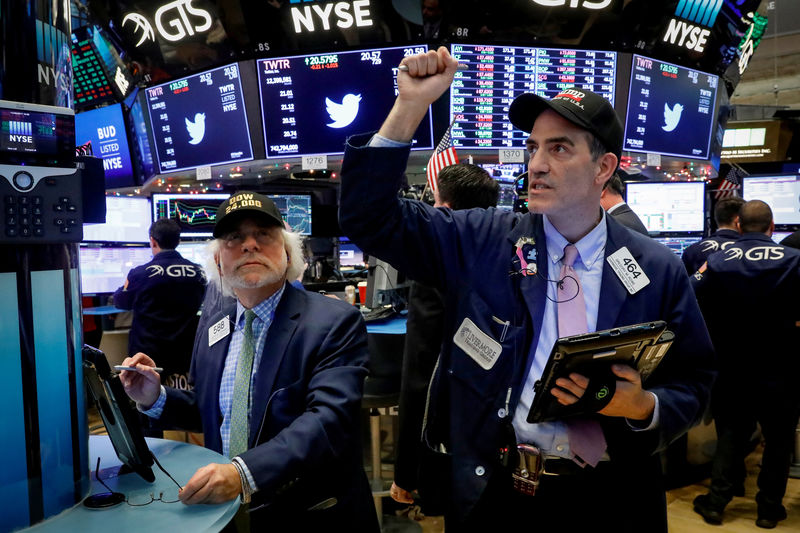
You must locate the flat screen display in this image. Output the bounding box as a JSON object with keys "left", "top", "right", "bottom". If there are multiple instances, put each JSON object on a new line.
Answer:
{"left": 79, "top": 246, "right": 153, "bottom": 294}
{"left": 653, "top": 236, "right": 702, "bottom": 257}
{"left": 145, "top": 63, "right": 254, "bottom": 173}
{"left": 624, "top": 55, "right": 718, "bottom": 160}
{"left": 129, "top": 95, "right": 156, "bottom": 179}
{"left": 338, "top": 238, "right": 365, "bottom": 268}
{"left": 626, "top": 181, "right": 705, "bottom": 233}
{"left": 480, "top": 163, "right": 526, "bottom": 184}
{"left": 152, "top": 193, "right": 229, "bottom": 238}
{"left": 0, "top": 101, "right": 75, "bottom": 167}
{"left": 772, "top": 231, "right": 792, "bottom": 244}
{"left": 83, "top": 196, "right": 151, "bottom": 243}
{"left": 268, "top": 194, "right": 312, "bottom": 235}
{"left": 176, "top": 241, "right": 211, "bottom": 265}
{"left": 742, "top": 175, "right": 800, "bottom": 226}
{"left": 257, "top": 45, "right": 433, "bottom": 158}
{"left": 75, "top": 104, "right": 135, "bottom": 188}
{"left": 71, "top": 31, "right": 115, "bottom": 109}
{"left": 449, "top": 44, "right": 617, "bottom": 149}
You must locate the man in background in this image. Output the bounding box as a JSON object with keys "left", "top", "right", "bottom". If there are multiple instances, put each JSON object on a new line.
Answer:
{"left": 119, "top": 192, "right": 377, "bottom": 531}
{"left": 599, "top": 173, "right": 648, "bottom": 236}
{"left": 682, "top": 197, "right": 744, "bottom": 275}
{"left": 114, "top": 218, "right": 205, "bottom": 387}
{"left": 391, "top": 163, "right": 499, "bottom": 512}
{"left": 692, "top": 200, "right": 800, "bottom": 529}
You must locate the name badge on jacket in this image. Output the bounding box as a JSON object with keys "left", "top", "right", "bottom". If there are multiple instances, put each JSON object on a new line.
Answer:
{"left": 453, "top": 318, "right": 502, "bottom": 370}
{"left": 607, "top": 247, "right": 650, "bottom": 294}
{"left": 209, "top": 316, "right": 231, "bottom": 346}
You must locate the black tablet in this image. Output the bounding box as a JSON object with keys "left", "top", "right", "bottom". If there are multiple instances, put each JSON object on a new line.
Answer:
{"left": 82, "top": 344, "right": 155, "bottom": 483}
{"left": 527, "top": 321, "right": 673, "bottom": 424}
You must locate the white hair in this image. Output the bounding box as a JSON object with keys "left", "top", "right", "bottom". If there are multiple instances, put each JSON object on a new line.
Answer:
{"left": 204, "top": 229, "right": 305, "bottom": 298}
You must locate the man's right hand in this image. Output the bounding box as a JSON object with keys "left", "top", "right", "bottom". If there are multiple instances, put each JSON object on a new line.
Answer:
{"left": 378, "top": 46, "right": 459, "bottom": 143}
{"left": 118, "top": 352, "right": 161, "bottom": 409}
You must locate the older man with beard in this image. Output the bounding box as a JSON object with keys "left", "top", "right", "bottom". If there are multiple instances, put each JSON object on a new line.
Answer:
{"left": 119, "top": 191, "right": 378, "bottom": 532}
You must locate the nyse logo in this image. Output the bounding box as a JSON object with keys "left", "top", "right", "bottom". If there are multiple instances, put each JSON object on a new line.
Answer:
{"left": 531, "top": 0, "right": 611, "bottom": 9}
{"left": 661, "top": 0, "right": 723, "bottom": 53}
{"left": 290, "top": 0, "right": 373, "bottom": 33}
{"left": 122, "top": 0, "right": 212, "bottom": 46}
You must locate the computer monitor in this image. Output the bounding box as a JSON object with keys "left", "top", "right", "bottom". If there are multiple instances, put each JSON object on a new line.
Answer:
{"left": 480, "top": 163, "right": 526, "bottom": 184}
{"left": 152, "top": 193, "right": 230, "bottom": 238}
{"left": 144, "top": 63, "right": 254, "bottom": 173}
{"left": 742, "top": 174, "right": 800, "bottom": 226}
{"left": 449, "top": 44, "right": 617, "bottom": 149}
{"left": 75, "top": 104, "right": 135, "bottom": 188}
{"left": 625, "top": 181, "right": 705, "bottom": 233}
{"left": 83, "top": 196, "right": 151, "bottom": 243}
{"left": 175, "top": 241, "right": 211, "bottom": 265}
{"left": 79, "top": 246, "right": 153, "bottom": 294}
{"left": 623, "top": 54, "right": 718, "bottom": 160}
{"left": 772, "top": 231, "right": 793, "bottom": 244}
{"left": 496, "top": 182, "right": 517, "bottom": 211}
{"left": 653, "top": 236, "right": 702, "bottom": 257}
{"left": 267, "top": 194, "right": 311, "bottom": 235}
{"left": 338, "top": 237, "right": 365, "bottom": 269}
{"left": 257, "top": 45, "right": 433, "bottom": 158}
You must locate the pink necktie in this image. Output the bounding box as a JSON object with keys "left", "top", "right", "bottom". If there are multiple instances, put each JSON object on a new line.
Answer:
{"left": 558, "top": 244, "right": 607, "bottom": 467}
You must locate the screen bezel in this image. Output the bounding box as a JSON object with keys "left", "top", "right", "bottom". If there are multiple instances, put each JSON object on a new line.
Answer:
{"left": 623, "top": 54, "right": 718, "bottom": 161}
{"left": 0, "top": 99, "right": 75, "bottom": 167}
{"left": 625, "top": 180, "right": 706, "bottom": 235}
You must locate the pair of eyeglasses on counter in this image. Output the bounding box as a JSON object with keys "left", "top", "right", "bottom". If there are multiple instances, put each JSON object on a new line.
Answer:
{"left": 84, "top": 452, "right": 183, "bottom": 508}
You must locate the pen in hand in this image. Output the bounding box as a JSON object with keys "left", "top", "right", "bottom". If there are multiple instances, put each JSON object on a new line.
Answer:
{"left": 114, "top": 365, "right": 163, "bottom": 374}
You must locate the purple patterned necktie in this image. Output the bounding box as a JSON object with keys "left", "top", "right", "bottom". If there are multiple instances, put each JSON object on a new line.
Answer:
{"left": 558, "top": 244, "right": 607, "bottom": 467}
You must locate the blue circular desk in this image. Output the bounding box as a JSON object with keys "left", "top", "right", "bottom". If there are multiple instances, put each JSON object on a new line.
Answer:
{"left": 26, "top": 437, "right": 239, "bottom": 533}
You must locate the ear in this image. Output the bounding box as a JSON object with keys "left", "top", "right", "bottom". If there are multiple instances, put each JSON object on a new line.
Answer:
{"left": 594, "top": 153, "right": 617, "bottom": 187}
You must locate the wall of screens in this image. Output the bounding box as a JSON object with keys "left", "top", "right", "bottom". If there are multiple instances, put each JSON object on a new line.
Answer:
{"left": 257, "top": 45, "right": 433, "bottom": 158}
{"left": 145, "top": 63, "right": 254, "bottom": 173}
{"left": 623, "top": 54, "right": 718, "bottom": 160}
{"left": 449, "top": 44, "right": 617, "bottom": 149}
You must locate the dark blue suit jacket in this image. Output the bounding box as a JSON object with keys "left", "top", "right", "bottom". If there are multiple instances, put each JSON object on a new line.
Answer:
{"left": 682, "top": 229, "right": 740, "bottom": 275}
{"left": 340, "top": 134, "right": 716, "bottom": 524}
{"left": 158, "top": 282, "right": 377, "bottom": 530}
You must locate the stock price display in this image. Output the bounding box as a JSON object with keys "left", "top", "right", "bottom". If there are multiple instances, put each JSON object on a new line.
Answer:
{"left": 624, "top": 55, "right": 718, "bottom": 160}
{"left": 258, "top": 45, "right": 433, "bottom": 158}
{"left": 145, "top": 63, "right": 254, "bottom": 173}
{"left": 450, "top": 44, "right": 616, "bottom": 149}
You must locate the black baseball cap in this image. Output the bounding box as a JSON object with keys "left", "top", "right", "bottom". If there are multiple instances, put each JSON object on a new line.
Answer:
{"left": 213, "top": 191, "right": 284, "bottom": 237}
{"left": 508, "top": 87, "right": 623, "bottom": 161}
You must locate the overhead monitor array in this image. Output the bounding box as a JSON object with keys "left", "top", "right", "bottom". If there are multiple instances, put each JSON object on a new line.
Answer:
{"left": 257, "top": 45, "right": 433, "bottom": 158}
{"left": 145, "top": 63, "right": 254, "bottom": 173}
{"left": 623, "top": 54, "right": 718, "bottom": 160}
{"left": 449, "top": 44, "right": 617, "bottom": 149}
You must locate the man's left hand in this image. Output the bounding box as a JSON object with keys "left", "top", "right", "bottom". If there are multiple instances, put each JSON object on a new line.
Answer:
{"left": 178, "top": 463, "right": 242, "bottom": 505}
{"left": 551, "top": 364, "right": 655, "bottom": 420}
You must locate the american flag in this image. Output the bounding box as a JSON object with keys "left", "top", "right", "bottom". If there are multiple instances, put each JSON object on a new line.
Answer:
{"left": 715, "top": 166, "right": 743, "bottom": 199}
{"left": 426, "top": 119, "right": 459, "bottom": 192}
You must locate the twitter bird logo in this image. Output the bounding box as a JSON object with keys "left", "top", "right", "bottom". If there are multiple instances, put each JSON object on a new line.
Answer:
{"left": 185, "top": 113, "right": 206, "bottom": 145}
{"left": 326, "top": 94, "right": 361, "bottom": 129}
{"left": 662, "top": 103, "right": 683, "bottom": 132}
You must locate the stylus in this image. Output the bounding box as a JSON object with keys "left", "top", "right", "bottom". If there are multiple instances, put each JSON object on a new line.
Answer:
{"left": 114, "top": 365, "right": 164, "bottom": 373}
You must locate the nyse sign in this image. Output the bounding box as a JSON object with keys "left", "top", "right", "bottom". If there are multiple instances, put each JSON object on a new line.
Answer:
{"left": 290, "top": 0, "right": 373, "bottom": 33}
{"left": 122, "top": 0, "right": 212, "bottom": 46}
